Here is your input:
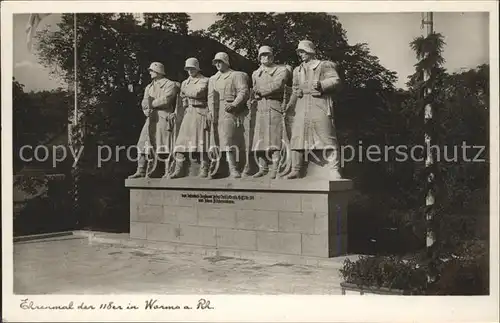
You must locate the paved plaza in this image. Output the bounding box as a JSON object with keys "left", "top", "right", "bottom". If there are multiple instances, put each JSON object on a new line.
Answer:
{"left": 14, "top": 236, "right": 346, "bottom": 294}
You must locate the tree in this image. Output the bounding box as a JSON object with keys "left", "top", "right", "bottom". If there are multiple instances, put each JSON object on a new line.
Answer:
{"left": 189, "top": 29, "right": 211, "bottom": 37}
{"left": 13, "top": 78, "right": 32, "bottom": 172}
{"left": 209, "top": 13, "right": 346, "bottom": 65}
{"left": 142, "top": 13, "right": 190, "bottom": 34}
{"left": 208, "top": 13, "right": 396, "bottom": 87}
{"left": 433, "top": 64, "right": 489, "bottom": 252}
{"left": 13, "top": 78, "right": 69, "bottom": 150}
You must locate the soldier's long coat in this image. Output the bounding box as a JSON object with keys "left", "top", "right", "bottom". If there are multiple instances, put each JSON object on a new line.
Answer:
{"left": 175, "top": 74, "right": 210, "bottom": 153}
{"left": 136, "top": 77, "right": 180, "bottom": 154}
{"left": 289, "top": 60, "right": 340, "bottom": 150}
{"left": 251, "top": 64, "right": 290, "bottom": 152}
{"left": 208, "top": 70, "right": 249, "bottom": 152}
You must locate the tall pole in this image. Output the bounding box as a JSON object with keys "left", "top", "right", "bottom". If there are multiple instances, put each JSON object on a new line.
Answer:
{"left": 422, "top": 12, "right": 436, "bottom": 278}
{"left": 74, "top": 13, "right": 78, "bottom": 126}
{"left": 71, "top": 13, "right": 89, "bottom": 241}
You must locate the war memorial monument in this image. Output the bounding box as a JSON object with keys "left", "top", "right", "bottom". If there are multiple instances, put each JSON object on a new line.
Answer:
{"left": 125, "top": 41, "right": 353, "bottom": 261}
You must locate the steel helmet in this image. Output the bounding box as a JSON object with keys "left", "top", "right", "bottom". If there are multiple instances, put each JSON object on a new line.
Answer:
{"left": 296, "top": 40, "right": 316, "bottom": 54}
{"left": 258, "top": 45, "right": 273, "bottom": 59}
{"left": 212, "top": 52, "right": 230, "bottom": 66}
{"left": 148, "top": 62, "right": 165, "bottom": 75}
{"left": 184, "top": 57, "right": 201, "bottom": 71}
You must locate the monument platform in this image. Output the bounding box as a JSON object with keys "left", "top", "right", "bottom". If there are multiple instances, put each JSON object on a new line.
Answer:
{"left": 125, "top": 177, "right": 353, "bottom": 261}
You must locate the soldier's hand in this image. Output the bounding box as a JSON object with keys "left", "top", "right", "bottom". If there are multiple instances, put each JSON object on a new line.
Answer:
{"left": 143, "top": 108, "right": 151, "bottom": 117}
{"left": 254, "top": 90, "right": 261, "bottom": 99}
{"left": 148, "top": 96, "right": 155, "bottom": 108}
{"left": 206, "top": 112, "right": 213, "bottom": 125}
{"left": 248, "top": 99, "right": 256, "bottom": 108}
{"left": 313, "top": 81, "right": 322, "bottom": 90}
{"left": 225, "top": 103, "right": 235, "bottom": 113}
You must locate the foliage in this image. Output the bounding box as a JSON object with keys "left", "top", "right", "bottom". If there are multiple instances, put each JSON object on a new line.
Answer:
{"left": 13, "top": 175, "right": 49, "bottom": 196}
{"left": 340, "top": 256, "right": 428, "bottom": 294}
{"left": 340, "top": 241, "right": 488, "bottom": 295}
{"left": 408, "top": 33, "right": 446, "bottom": 86}
{"left": 428, "top": 240, "right": 489, "bottom": 295}
{"left": 142, "top": 13, "right": 191, "bottom": 34}
{"left": 209, "top": 13, "right": 346, "bottom": 66}
{"left": 208, "top": 13, "right": 397, "bottom": 89}
{"left": 14, "top": 174, "right": 74, "bottom": 236}
{"left": 13, "top": 78, "right": 70, "bottom": 173}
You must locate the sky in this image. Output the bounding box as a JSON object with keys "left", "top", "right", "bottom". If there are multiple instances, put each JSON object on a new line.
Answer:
{"left": 13, "top": 12, "right": 489, "bottom": 91}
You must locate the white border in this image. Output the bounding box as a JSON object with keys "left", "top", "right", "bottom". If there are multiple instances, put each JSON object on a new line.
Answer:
{"left": 2, "top": 1, "right": 499, "bottom": 322}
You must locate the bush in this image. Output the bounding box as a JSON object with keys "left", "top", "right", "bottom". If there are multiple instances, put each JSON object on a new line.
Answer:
{"left": 13, "top": 175, "right": 75, "bottom": 236}
{"left": 340, "top": 240, "right": 489, "bottom": 295}
{"left": 339, "top": 255, "right": 428, "bottom": 294}
{"left": 428, "top": 240, "right": 489, "bottom": 295}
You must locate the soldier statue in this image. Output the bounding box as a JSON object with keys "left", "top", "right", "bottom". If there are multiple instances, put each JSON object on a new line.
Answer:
{"left": 128, "top": 62, "right": 180, "bottom": 179}
{"left": 285, "top": 40, "right": 342, "bottom": 180}
{"left": 170, "top": 58, "right": 210, "bottom": 178}
{"left": 208, "top": 52, "right": 250, "bottom": 179}
{"left": 251, "top": 46, "right": 291, "bottom": 178}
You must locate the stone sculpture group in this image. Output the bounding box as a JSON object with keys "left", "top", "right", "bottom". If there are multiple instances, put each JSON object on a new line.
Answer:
{"left": 128, "top": 40, "right": 343, "bottom": 181}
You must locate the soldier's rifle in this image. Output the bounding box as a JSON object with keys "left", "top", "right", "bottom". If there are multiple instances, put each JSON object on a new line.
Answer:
{"left": 276, "top": 84, "right": 292, "bottom": 177}
{"left": 207, "top": 92, "right": 220, "bottom": 178}
{"left": 145, "top": 96, "right": 157, "bottom": 178}
{"left": 164, "top": 92, "right": 181, "bottom": 177}
{"left": 242, "top": 88, "right": 258, "bottom": 177}
{"left": 144, "top": 91, "right": 180, "bottom": 178}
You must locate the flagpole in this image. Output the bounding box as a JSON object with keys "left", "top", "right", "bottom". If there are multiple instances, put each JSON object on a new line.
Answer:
{"left": 71, "top": 13, "right": 90, "bottom": 243}
{"left": 74, "top": 13, "right": 78, "bottom": 126}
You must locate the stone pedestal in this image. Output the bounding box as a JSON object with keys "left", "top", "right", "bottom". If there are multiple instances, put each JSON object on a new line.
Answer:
{"left": 125, "top": 177, "right": 353, "bottom": 260}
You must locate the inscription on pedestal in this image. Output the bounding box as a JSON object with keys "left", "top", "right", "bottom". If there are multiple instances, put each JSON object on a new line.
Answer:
{"left": 181, "top": 193, "right": 255, "bottom": 204}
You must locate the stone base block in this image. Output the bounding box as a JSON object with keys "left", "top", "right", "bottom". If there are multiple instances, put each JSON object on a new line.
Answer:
{"left": 126, "top": 177, "right": 353, "bottom": 260}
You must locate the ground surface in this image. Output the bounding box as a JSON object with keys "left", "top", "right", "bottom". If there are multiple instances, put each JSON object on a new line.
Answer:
{"left": 14, "top": 236, "right": 344, "bottom": 294}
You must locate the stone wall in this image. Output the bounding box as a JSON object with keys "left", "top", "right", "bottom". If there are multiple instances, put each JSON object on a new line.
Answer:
{"left": 127, "top": 179, "right": 352, "bottom": 258}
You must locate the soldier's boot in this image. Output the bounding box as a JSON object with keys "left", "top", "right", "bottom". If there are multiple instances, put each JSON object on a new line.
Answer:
{"left": 207, "top": 161, "right": 216, "bottom": 180}
{"left": 227, "top": 151, "right": 241, "bottom": 179}
{"left": 326, "top": 149, "right": 342, "bottom": 180}
{"left": 199, "top": 153, "right": 209, "bottom": 178}
{"left": 285, "top": 150, "right": 303, "bottom": 179}
{"left": 253, "top": 156, "right": 268, "bottom": 178}
{"left": 128, "top": 154, "right": 148, "bottom": 179}
{"left": 241, "top": 151, "right": 251, "bottom": 178}
{"left": 241, "top": 161, "right": 251, "bottom": 178}
{"left": 268, "top": 151, "right": 280, "bottom": 179}
{"left": 169, "top": 153, "right": 185, "bottom": 179}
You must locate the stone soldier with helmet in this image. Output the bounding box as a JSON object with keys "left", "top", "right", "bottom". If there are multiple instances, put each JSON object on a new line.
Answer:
{"left": 207, "top": 52, "right": 250, "bottom": 179}
{"left": 170, "top": 57, "right": 211, "bottom": 178}
{"left": 285, "top": 40, "right": 342, "bottom": 180}
{"left": 128, "top": 62, "right": 180, "bottom": 179}
{"left": 251, "top": 45, "right": 291, "bottom": 179}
